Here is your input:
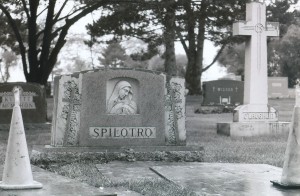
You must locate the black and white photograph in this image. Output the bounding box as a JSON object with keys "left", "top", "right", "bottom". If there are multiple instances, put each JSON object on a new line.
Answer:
{"left": 0, "top": 0, "right": 299, "bottom": 195}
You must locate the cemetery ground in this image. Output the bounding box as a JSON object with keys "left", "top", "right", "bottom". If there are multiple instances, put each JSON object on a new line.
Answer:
{"left": 0, "top": 96, "right": 294, "bottom": 195}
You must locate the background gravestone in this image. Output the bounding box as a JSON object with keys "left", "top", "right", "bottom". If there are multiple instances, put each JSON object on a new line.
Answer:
{"left": 231, "top": 1, "right": 279, "bottom": 122}
{"left": 51, "top": 69, "right": 186, "bottom": 147}
{"left": 217, "top": 1, "right": 289, "bottom": 137}
{"left": 202, "top": 80, "right": 244, "bottom": 106}
{"left": 268, "top": 77, "right": 289, "bottom": 98}
{"left": 0, "top": 82, "right": 47, "bottom": 124}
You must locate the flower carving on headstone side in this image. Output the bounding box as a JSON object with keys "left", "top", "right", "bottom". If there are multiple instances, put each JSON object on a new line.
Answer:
{"left": 61, "top": 104, "right": 70, "bottom": 120}
{"left": 61, "top": 80, "right": 82, "bottom": 146}
{"left": 170, "top": 82, "right": 183, "bottom": 119}
{"left": 165, "top": 80, "right": 184, "bottom": 145}
{"left": 175, "top": 106, "right": 183, "bottom": 119}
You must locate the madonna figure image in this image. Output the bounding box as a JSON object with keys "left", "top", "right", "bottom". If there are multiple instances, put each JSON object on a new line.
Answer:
{"left": 107, "top": 80, "right": 137, "bottom": 115}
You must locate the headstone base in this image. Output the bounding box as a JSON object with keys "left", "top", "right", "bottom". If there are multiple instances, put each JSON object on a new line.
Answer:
{"left": 217, "top": 121, "right": 290, "bottom": 137}
{"left": 31, "top": 145, "right": 204, "bottom": 163}
{"left": 233, "top": 104, "right": 278, "bottom": 122}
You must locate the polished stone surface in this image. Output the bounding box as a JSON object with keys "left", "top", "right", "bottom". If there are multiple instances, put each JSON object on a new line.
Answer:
{"left": 150, "top": 162, "right": 300, "bottom": 196}
{"left": 0, "top": 166, "right": 116, "bottom": 196}
{"left": 96, "top": 161, "right": 172, "bottom": 182}
{"left": 95, "top": 161, "right": 300, "bottom": 195}
{"left": 96, "top": 161, "right": 300, "bottom": 196}
{"left": 4, "top": 161, "right": 300, "bottom": 195}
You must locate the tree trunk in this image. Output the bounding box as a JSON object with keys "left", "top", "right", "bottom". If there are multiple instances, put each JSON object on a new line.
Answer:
{"left": 26, "top": 67, "right": 46, "bottom": 85}
{"left": 184, "top": 0, "right": 198, "bottom": 94}
{"left": 195, "top": 3, "right": 206, "bottom": 95}
{"left": 184, "top": 1, "right": 207, "bottom": 95}
{"left": 163, "top": 0, "right": 177, "bottom": 76}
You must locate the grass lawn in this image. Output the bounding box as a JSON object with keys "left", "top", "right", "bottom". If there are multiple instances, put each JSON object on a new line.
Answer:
{"left": 0, "top": 96, "right": 294, "bottom": 195}
{"left": 186, "top": 96, "right": 292, "bottom": 167}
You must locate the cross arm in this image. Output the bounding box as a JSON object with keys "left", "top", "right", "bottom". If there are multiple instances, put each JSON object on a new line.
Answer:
{"left": 233, "top": 21, "right": 254, "bottom": 36}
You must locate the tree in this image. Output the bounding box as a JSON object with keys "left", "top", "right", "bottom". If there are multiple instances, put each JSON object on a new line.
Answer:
{"left": 87, "top": 0, "right": 247, "bottom": 94}
{"left": 0, "top": 50, "right": 18, "bottom": 82}
{"left": 86, "top": 1, "right": 164, "bottom": 65}
{"left": 276, "top": 24, "right": 300, "bottom": 87}
{"left": 217, "top": 44, "right": 245, "bottom": 78}
{"left": 65, "top": 57, "right": 90, "bottom": 74}
{"left": 148, "top": 54, "right": 187, "bottom": 76}
{"left": 175, "top": 0, "right": 246, "bottom": 94}
{"left": 218, "top": 0, "right": 299, "bottom": 82}
{"left": 0, "top": 0, "right": 112, "bottom": 85}
{"left": 99, "top": 41, "right": 128, "bottom": 68}
{"left": 162, "top": 0, "right": 177, "bottom": 76}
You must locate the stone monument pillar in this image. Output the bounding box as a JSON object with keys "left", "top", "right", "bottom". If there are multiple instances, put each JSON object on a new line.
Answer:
{"left": 217, "top": 1, "right": 290, "bottom": 136}
{"left": 232, "top": 1, "right": 279, "bottom": 122}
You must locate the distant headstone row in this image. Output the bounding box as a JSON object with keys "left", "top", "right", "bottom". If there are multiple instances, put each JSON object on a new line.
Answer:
{"left": 51, "top": 69, "right": 186, "bottom": 147}
{"left": 202, "top": 77, "right": 289, "bottom": 106}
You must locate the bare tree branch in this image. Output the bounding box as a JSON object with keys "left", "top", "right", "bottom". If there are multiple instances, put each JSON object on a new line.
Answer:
{"left": 37, "top": 6, "right": 48, "bottom": 17}
{"left": 53, "top": 0, "right": 68, "bottom": 22}
{"left": 202, "top": 43, "right": 227, "bottom": 72}
{"left": 21, "top": 0, "right": 30, "bottom": 19}
{"left": 45, "top": 0, "right": 111, "bottom": 82}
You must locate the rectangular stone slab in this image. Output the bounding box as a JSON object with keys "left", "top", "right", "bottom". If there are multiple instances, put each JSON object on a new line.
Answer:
{"left": 217, "top": 121, "right": 290, "bottom": 136}
{"left": 151, "top": 163, "right": 285, "bottom": 195}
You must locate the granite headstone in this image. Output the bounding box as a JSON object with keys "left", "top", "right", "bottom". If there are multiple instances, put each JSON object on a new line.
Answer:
{"left": 202, "top": 80, "right": 244, "bottom": 106}
{"left": 268, "top": 77, "right": 288, "bottom": 98}
{"left": 51, "top": 69, "right": 186, "bottom": 147}
{"left": 0, "top": 82, "right": 47, "bottom": 123}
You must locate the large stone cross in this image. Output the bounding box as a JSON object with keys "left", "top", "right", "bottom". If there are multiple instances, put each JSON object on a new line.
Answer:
{"left": 232, "top": 1, "right": 279, "bottom": 122}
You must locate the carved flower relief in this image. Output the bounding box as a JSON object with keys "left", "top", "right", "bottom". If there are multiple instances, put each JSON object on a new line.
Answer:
{"left": 61, "top": 104, "right": 70, "bottom": 120}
